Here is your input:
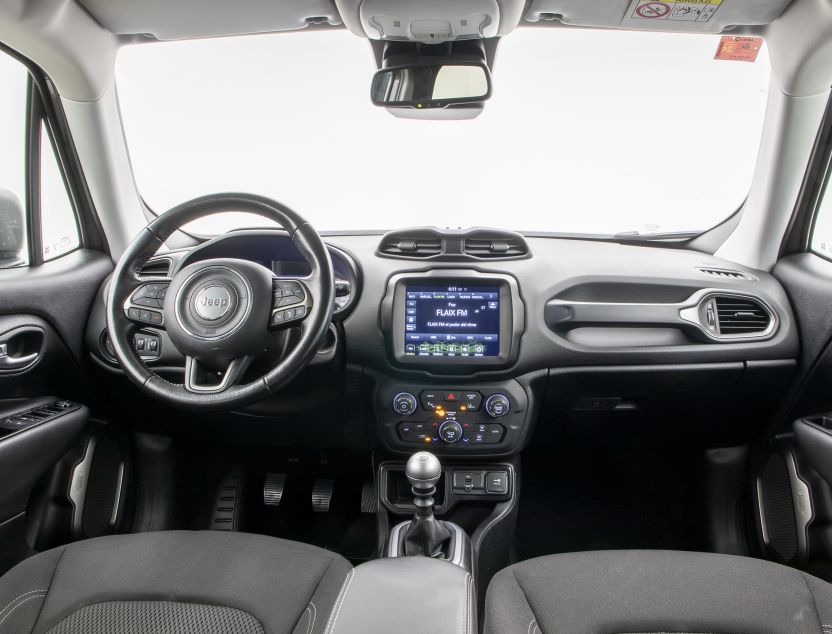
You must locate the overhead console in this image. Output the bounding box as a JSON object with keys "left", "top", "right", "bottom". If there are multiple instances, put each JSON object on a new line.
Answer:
{"left": 380, "top": 270, "right": 524, "bottom": 369}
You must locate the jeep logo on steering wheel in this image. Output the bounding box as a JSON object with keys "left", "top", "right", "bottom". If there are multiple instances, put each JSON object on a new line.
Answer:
{"left": 193, "top": 285, "right": 233, "bottom": 321}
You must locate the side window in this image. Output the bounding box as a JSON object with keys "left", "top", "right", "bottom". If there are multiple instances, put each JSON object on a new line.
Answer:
{"left": 810, "top": 176, "right": 832, "bottom": 260}
{"left": 40, "top": 123, "right": 80, "bottom": 261}
{"left": 0, "top": 49, "right": 29, "bottom": 268}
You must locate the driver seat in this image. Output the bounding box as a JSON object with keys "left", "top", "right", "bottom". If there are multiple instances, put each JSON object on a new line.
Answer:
{"left": 0, "top": 531, "right": 351, "bottom": 633}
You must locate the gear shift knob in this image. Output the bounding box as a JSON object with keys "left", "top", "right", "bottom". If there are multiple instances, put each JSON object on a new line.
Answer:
{"left": 406, "top": 451, "right": 441, "bottom": 490}
{"left": 406, "top": 452, "right": 441, "bottom": 519}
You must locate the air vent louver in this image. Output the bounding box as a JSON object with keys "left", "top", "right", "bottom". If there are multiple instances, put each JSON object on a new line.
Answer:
{"left": 463, "top": 237, "right": 529, "bottom": 258}
{"left": 138, "top": 258, "right": 171, "bottom": 278}
{"left": 714, "top": 296, "right": 771, "bottom": 335}
{"left": 697, "top": 267, "right": 755, "bottom": 281}
{"left": 378, "top": 236, "right": 443, "bottom": 258}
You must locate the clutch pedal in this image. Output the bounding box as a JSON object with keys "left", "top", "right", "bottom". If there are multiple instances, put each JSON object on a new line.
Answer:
{"left": 312, "top": 478, "right": 334, "bottom": 513}
{"left": 263, "top": 473, "right": 287, "bottom": 507}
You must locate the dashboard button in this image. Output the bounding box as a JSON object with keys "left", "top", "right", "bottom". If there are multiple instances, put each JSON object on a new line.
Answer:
{"left": 443, "top": 391, "right": 459, "bottom": 403}
{"left": 462, "top": 391, "right": 482, "bottom": 410}
{"left": 421, "top": 391, "right": 440, "bottom": 410}
{"left": 393, "top": 392, "right": 418, "bottom": 416}
{"left": 486, "top": 471, "right": 509, "bottom": 494}
{"left": 485, "top": 394, "right": 511, "bottom": 418}
{"left": 397, "top": 422, "right": 418, "bottom": 442}
{"left": 484, "top": 424, "right": 504, "bottom": 443}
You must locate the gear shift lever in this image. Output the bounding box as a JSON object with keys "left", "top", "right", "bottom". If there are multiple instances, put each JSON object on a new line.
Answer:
{"left": 406, "top": 451, "right": 442, "bottom": 519}
{"left": 402, "top": 451, "right": 453, "bottom": 558}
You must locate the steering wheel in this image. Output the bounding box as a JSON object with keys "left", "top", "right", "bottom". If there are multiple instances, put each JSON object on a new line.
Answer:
{"left": 105, "top": 194, "right": 334, "bottom": 411}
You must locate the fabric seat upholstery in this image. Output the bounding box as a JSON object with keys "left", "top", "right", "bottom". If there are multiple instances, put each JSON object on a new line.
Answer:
{"left": 485, "top": 549, "right": 832, "bottom": 634}
{"left": 0, "top": 531, "right": 351, "bottom": 634}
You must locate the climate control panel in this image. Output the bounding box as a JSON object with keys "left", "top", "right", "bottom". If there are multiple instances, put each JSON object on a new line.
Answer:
{"left": 377, "top": 380, "right": 534, "bottom": 455}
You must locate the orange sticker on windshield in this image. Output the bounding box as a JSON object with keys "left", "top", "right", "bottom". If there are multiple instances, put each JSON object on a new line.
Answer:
{"left": 715, "top": 36, "right": 763, "bottom": 62}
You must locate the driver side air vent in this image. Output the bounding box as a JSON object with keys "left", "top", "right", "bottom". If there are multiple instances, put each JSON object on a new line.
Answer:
{"left": 138, "top": 258, "right": 171, "bottom": 278}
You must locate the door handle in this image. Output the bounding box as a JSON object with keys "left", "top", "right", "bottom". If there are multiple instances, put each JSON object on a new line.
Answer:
{"left": 0, "top": 343, "right": 39, "bottom": 369}
{"left": 0, "top": 326, "right": 43, "bottom": 373}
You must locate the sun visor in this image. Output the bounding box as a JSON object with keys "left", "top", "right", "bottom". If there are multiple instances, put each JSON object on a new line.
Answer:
{"left": 525, "top": 0, "right": 793, "bottom": 33}
{"left": 78, "top": 0, "right": 343, "bottom": 40}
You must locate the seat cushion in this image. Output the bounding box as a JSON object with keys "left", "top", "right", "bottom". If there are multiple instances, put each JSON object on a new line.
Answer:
{"left": 485, "top": 550, "right": 832, "bottom": 634}
{"left": 0, "top": 531, "right": 351, "bottom": 634}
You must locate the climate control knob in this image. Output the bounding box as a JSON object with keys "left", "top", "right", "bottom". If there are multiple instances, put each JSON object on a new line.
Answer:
{"left": 438, "top": 420, "right": 464, "bottom": 444}
{"left": 392, "top": 392, "right": 418, "bottom": 416}
{"left": 485, "top": 394, "right": 511, "bottom": 418}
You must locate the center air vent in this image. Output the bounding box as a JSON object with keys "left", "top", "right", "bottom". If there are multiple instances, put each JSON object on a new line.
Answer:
{"left": 378, "top": 235, "right": 443, "bottom": 258}
{"left": 463, "top": 234, "right": 529, "bottom": 259}
{"left": 377, "top": 228, "right": 531, "bottom": 260}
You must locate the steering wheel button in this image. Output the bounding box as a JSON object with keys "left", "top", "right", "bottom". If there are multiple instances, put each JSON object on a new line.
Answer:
{"left": 294, "top": 306, "right": 307, "bottom": 319}
{"left": 149, "top": 311, "right": 163, "bottom": 324}
{"left": 271, "top": 311, "right": 286, "bottom": 325}
{"left": 277, "top": 295, "right": 298, "bottom": 307}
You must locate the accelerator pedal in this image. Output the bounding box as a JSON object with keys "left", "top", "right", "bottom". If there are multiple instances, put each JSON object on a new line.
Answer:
{"left": 361, "top": 479, "right": 378, "bottom": 513}
{"left": 312, "top": 478, "right": 334, "bottom": 513}
{"left": 211, "top": 467, "right": 243, "bottom": 531}
{"left": 263, "top": 472, "right": 287, "bottom": 507}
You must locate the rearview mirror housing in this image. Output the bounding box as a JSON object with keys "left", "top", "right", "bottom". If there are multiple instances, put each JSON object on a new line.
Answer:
{"left": 371, "top": 62, "right": 492, "bottom": 109}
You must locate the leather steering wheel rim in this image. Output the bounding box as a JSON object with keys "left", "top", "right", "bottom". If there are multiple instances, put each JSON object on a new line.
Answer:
{"left": 105, "top": 193, "right": 335, "bottom": 411}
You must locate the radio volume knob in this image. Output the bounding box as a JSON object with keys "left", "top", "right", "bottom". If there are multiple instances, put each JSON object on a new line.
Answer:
{"left": 393, "top": 392, "right": 418, "bottom": 416}
{"left": 485, "top": 394, "right": 511, "bottom": 418}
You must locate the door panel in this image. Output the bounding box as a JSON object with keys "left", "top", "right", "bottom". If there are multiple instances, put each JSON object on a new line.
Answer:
{"left": 0, "top": 249, "right": 111, "bottom": 570}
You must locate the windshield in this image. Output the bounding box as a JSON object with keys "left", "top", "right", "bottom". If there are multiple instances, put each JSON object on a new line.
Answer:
{"left": 116, "top": 28, "right": 771, "bottom": 236}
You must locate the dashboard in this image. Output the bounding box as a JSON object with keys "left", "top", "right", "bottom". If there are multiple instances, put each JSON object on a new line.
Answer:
{"left": 85, "top": 226, "right": 800, "bottom": 456}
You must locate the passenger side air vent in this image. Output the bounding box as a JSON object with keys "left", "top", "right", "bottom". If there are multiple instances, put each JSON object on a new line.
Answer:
{"left": 697, "top": 267, "right": 756, "bottom": 281}
{"left": 377, "top": 231, "right": 444, "bottom": 259}
{"left": 463, "top": 233, "right": 529, "bottom": 259}
{"left": 138, "top": 258, "right": 171, "bottom": 278}
{"left": 714, "top": 296, "right": 772, "bottom": 335}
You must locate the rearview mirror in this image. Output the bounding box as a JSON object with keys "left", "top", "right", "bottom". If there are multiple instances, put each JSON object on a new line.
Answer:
{"left": 371, "top": 63, "right": 491, "bottom": 109}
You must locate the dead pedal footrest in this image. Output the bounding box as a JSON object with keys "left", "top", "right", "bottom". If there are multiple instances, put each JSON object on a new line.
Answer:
{"left": 211, "top": 467, "right": 243, "bottom": 531}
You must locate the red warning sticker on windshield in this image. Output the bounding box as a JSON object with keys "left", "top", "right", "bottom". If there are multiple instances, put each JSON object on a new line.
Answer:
{"left": 715, "top": 36, "right": 763, "bottom": 62}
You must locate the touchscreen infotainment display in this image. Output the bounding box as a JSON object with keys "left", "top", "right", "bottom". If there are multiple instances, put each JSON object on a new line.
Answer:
{"left": 404, "top": 285, "right": 500, "bottom": 357}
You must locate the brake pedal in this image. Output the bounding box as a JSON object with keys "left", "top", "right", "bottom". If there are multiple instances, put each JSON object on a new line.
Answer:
{"left": 312, "top": 478, "right": 334, "bottom": 513}
{"left": 263, "top": 473, "right": 286, "bottom": 507}
{"left": 361, "top": 479, "right": 378, "bottom": 513}
{"left": 211, "top": 467, "right": 243, "bottom": 531}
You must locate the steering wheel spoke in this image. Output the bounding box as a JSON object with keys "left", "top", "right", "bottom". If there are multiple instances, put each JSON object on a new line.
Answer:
{"left": 184, "top": 354, "right": 254, "bottom": 394}
{"left": 124, "top": 281, "right": 170, "bottom": 328}
{"left": 270, "top": 277, "right": 313, "bottom": 329}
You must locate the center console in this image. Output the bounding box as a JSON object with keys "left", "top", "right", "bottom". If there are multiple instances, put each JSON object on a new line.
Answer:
{"left": 377, "top": 270, "right": 532, "bottom": 456}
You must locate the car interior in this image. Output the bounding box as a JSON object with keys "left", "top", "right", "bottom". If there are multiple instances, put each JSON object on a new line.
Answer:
{"left": 2, "top": 0, "right": 832, "bottom": 632}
